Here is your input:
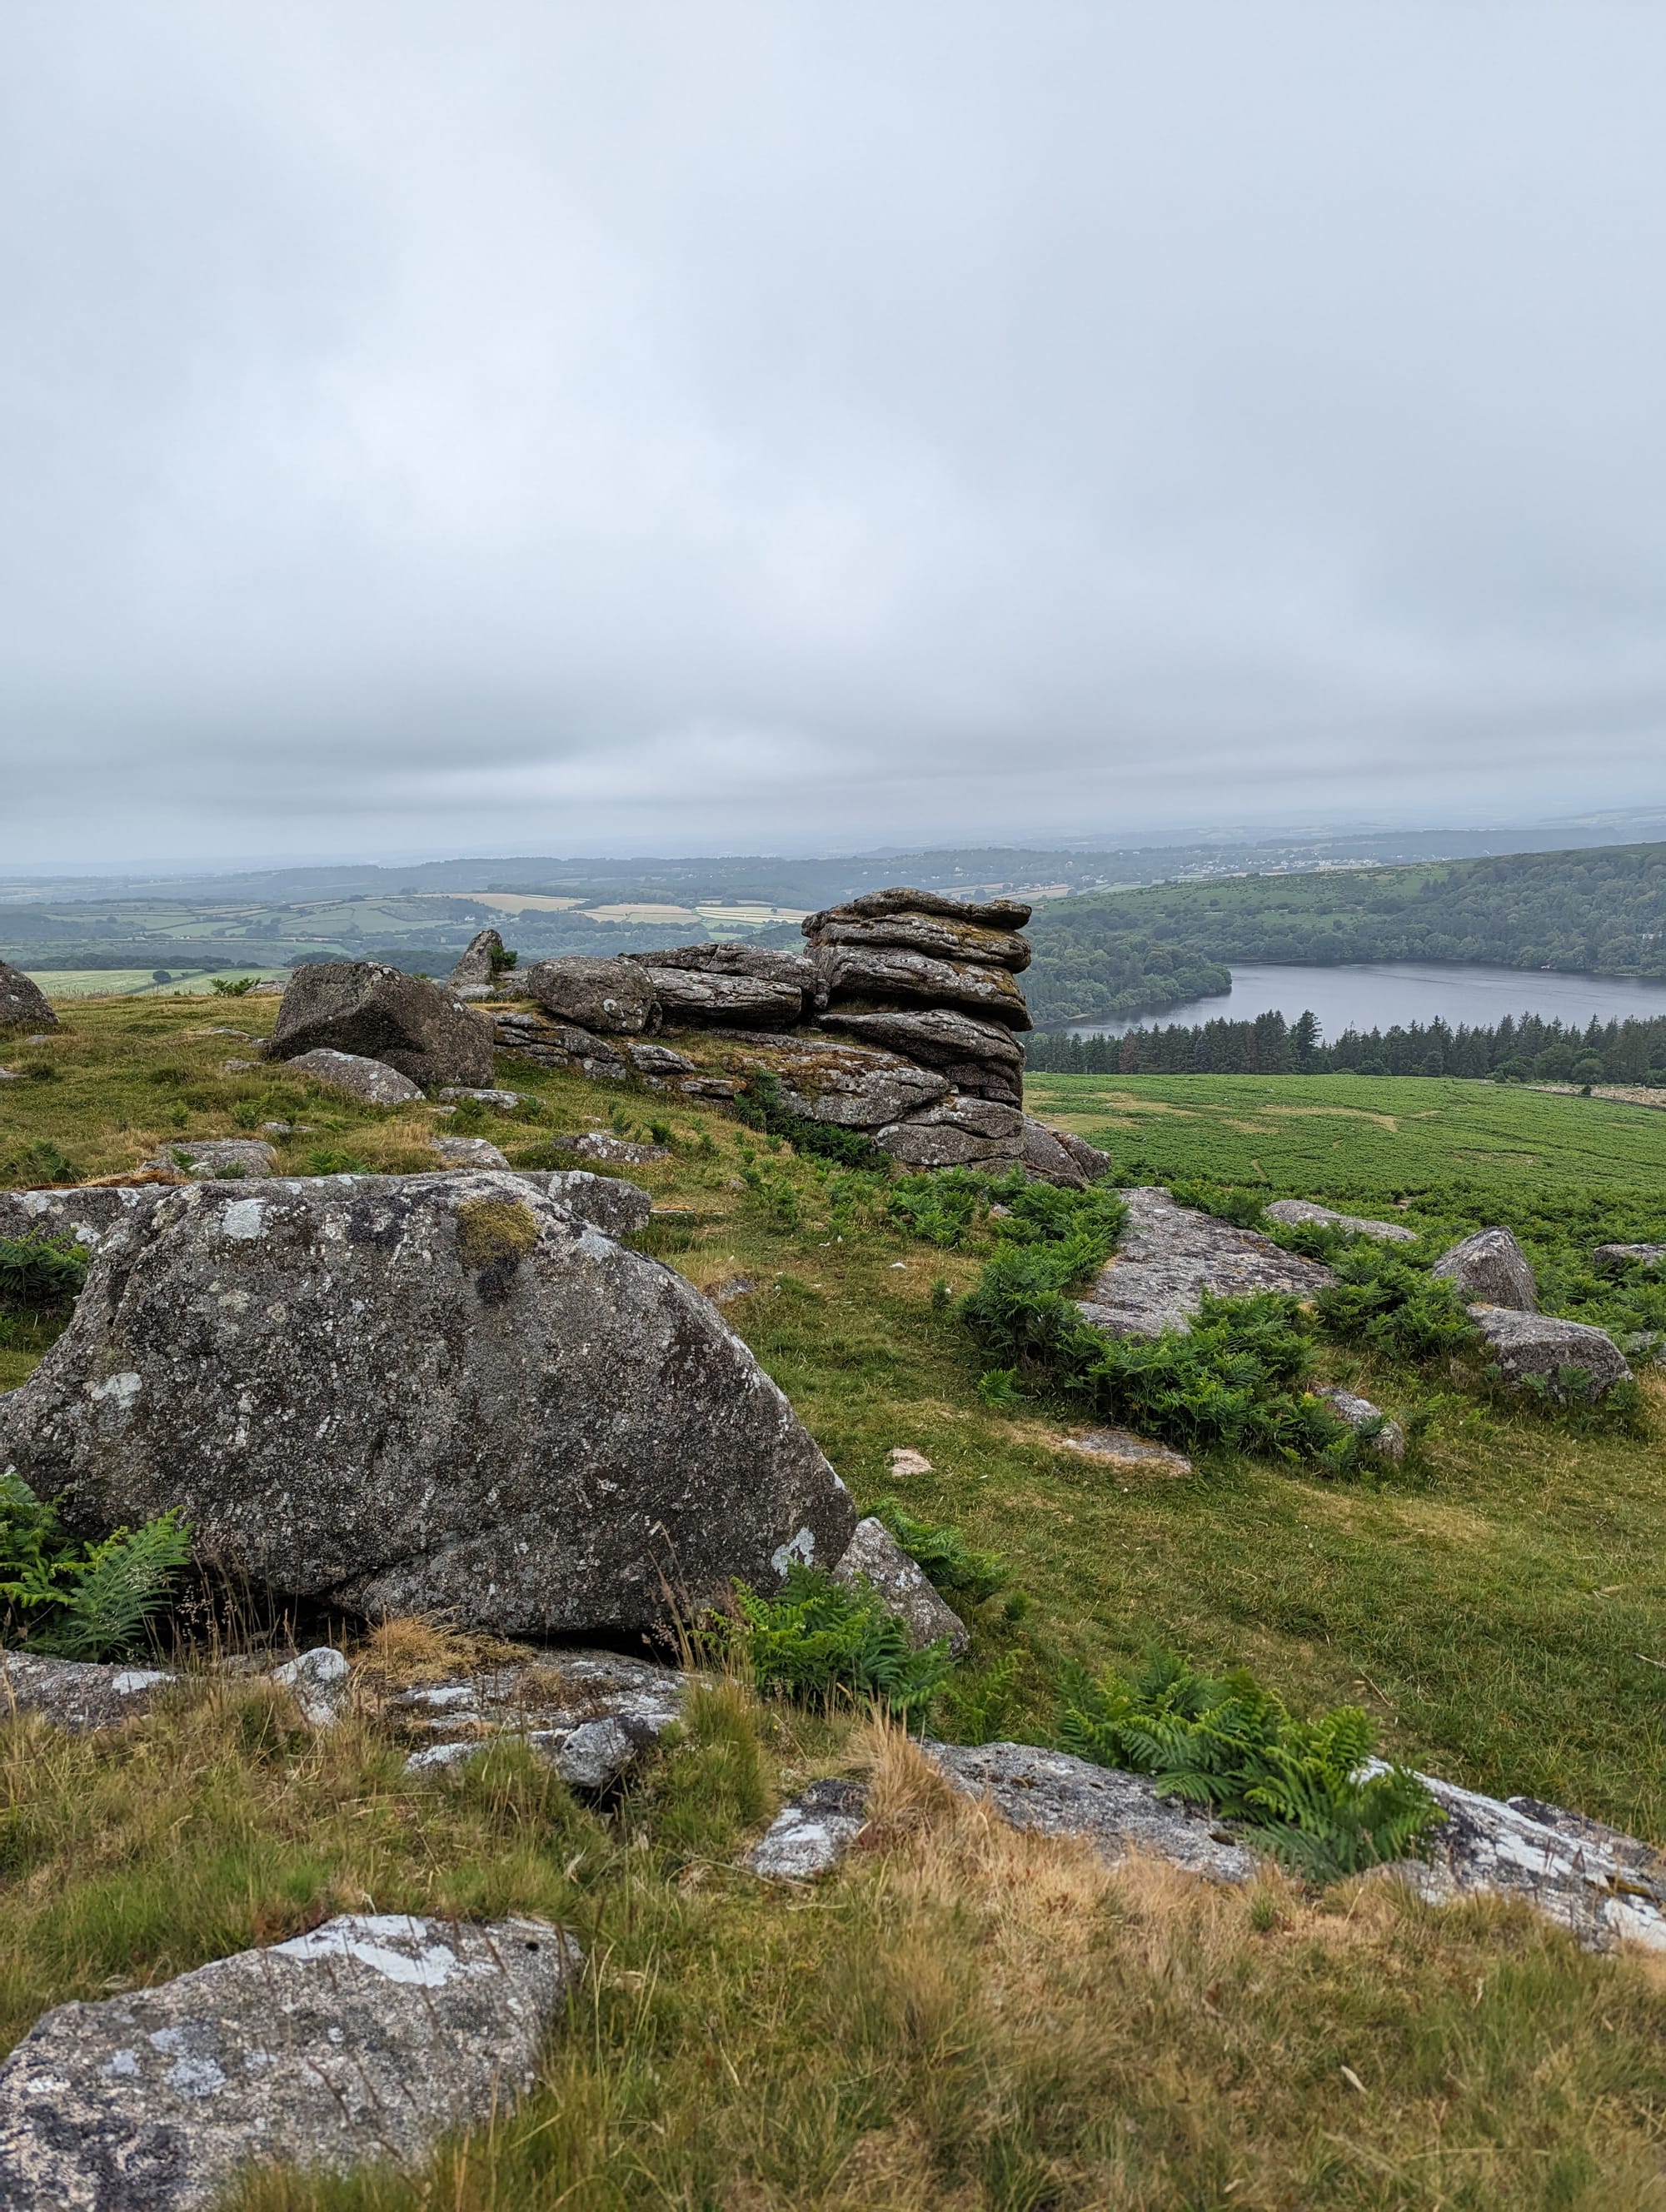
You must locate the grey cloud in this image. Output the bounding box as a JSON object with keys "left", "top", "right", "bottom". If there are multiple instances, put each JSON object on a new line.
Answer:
{"left": 2, "top": 0, "right": 1666, "bottom": 863}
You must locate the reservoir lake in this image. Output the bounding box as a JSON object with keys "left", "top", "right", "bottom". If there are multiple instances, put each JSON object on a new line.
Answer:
{"left": 1069, "top": 961, "right": 1666, "bottom": 1041}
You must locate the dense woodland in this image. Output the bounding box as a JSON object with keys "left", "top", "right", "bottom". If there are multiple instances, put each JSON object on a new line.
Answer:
{"left": 1025, "top": 1007, "right": 1666, "bottom": 1084}
{"left": 1025, "top": 840, "right": 1666, "bottom": 1024}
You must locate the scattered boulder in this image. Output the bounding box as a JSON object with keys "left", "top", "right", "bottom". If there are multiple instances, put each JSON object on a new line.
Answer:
{"left": 0, "top": 1913, "right": 578, "bottom": 2210}
{"left": 0, "top": 960, "right": 57, "bottom": 1032}
{"left": 556, "top": 1130, "right": 671, "bottom": 1165}
{"left": 437, "top": 1086, "right": 526, "bottom": 1108}
{"left": 268, "top": 962, "right": 493, "bottom": 1090}
{"left": 1468, "top": 1305, "right": 1632, "bottom": 1397}
{"left": 391, "top": 1649, "right": 687, "bottom": 1787}
{"left": 282, "top": 1048, "right": 424, "bottom": 1105}
{"left": 0, "top": 1171, "right": 856, "bottom": 1638}
{"left": 1077, "top": 1186, "right": 1334, "bottom": 1338}
{"left": 810, "top": 944, "right": 1031, "bottom": 1029}
{"left": 431, "top": 1135, "right": 513, "bottom": 1172}
{"left": 0, "top": 1652, "right": 175, "bottom": 1730}
{"left": 832, "top": 1517, "right": 970, "bottom": 1655}
{"left": 1594, "top": 1242, "right": 1666, "bottom": 1273}
{"left": 875, "top": 1095, "right": 1025, "bottom": 1169}
{"left": 1432, "top": 1227, "right": 1539, "bottom": 1312}
{"left": 746, "top": 1778, "right": 870, "bottom": 1880}
{"left": 1264, "top": 1199, "right": 1417, "bottom": 1244}
{"left": 1061, "top": 1428, "right": 1192, "bottom": 1477}
{"left": 1020, "top": 1114, "right": 1095, "bottom": 1188}
{"left": 521, "top": 956, "right": 659, "bottom": 1035}
{"left": 448, "top": 926, "right": 508, "bottom": 993}
{"left": 1315, "top": 1387, "right": 1405, "bottom": 1460}
{"left": 626, "top": 1041, "right": 696, "bottom": 1077}
{"left": 141, "top": 1139, "right": 278, "bottom": 1181}
{"left": 886, "top": 1447, "right": 932, "bottom": 1477}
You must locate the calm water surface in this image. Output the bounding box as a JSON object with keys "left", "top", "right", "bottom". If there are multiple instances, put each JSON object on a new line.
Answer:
{"left": 1069, "top": 962, "right": 1666, "bottom": 1041}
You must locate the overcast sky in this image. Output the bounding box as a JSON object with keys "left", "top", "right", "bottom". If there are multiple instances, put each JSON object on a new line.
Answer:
{"left": 4, "top": 2, "right": 1666, "bottom": 865}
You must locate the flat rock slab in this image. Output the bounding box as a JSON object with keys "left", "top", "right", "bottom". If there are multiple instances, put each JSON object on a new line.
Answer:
{"left": 0, "top": 1913, "right": 577, "bottom": 2210}
{"left": 1468, "top": 1304, "right": 1633, "bottom": 1397}
{"left": 283, "top": 1048, "right": 423, "bottom": 1105}
{"left": 1263, "top": 1199, "right": 1416, "bottom": 1243}
{"left": 392, "top": 1649, "right": 688, "bottom": 1788}
{"left": 925, "top": 1741, "right": 1260, "bottom": 1881}
{"left": 1061, "top": 1428, "right": 1192, "bottom": 1477}
{"left": 557, "top": 1131, "right": 671, "bottom": 1165}
{"left": 832, "top": 1517, "right": 969, "bottom": 1655}
{"left": 746, "top": 1779, "right": 870, "bottom": 1879}
{"left": 0, "top": 1652, "right": 176, "bottom": 1730}
{"left": 1078, "top": 1187, "right": 1334, "bottom": 1338}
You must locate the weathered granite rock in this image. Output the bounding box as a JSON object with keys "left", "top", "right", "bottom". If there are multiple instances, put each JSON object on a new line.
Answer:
{"left": 1372, "top": 1771, "right": 1666, "bottom": 1951}
{"left": 926, "top": 1741, "right": 1259, "bottom": 1881}
{"left": 717, "top": 1035, "right": 950, "bottom": 1128}
{"left": 509, "top": 1169, "right": 652, "bottom": 1238}
{"left": 1054, "top": 1128, "right": 1112, "bottom": 1181}
{"left": 1315, "top": 1387, "right": 1405, "bottom": 1460}
{"left": 624, "top": 944, "right": 816, "bottom": 1027}
{"left": 1264, "top": 1199, "right": 1417, "bottom": 1243}
{"left": 626, "top": 1042, "right": 696, "bottom": 1076}
{"left": 556, "top": 1130, "right": 670, "bottom": 1165}
{"left": 1432, "top": 1227, "right": 1539, "bottom": 1312}
{"left": 812, "top": 944, "right": 1032, "bottom": 1029}
{"left": 449, "top": 927, "right": 508, "bottom": 989}
{"left": 806, "top": 910, "right": 1030, "bottom": 973}
{"left": 805, "top": 887, "right": 1031, "bottom": 930}
{"left": 833, "top": 1517, "right": 969, "bottom": 1655}
{"left": 0, "top": 1183, "right": 163, "bottom": 1252}
{"left": 521, "top": 957, "right": 659, "bottom": 1035}
{"left": 1078, "top": 1187, "right": 1334, "bottom": 1339}
{"left": 431, "top": 1135, "right": 513, "bottom": 1171}
{"left": 875, "top": 1095, "right": 1025, "bottom": 1169}
{"left": 269, "top": 963, "right": 493, "bottom": 1090}
{"left": 494, "top": 1010, "right": 629, "bottom": 1079}
{"left": 1594, "top": 1242, "right": 1666, "bottom": 1273}
{"left": 1061, "top": 1428, "right": 1192, "bottom": 1477}
{"left": 437, "top": 1086, "right": 526, "bottom": 1108}
{"left": 0, "top": 1652, "right": 176, "bottom": 1730}
{"left": 815, "top": 1007, "right": 1024, "bottom": 1101}
{"left": 0, "top": 1913, "right": 578, "bottom": 2210}
{"left": 0, "top": 1172, "right": 855, "bottom": 1637}
{"left": 746, "top": 1779, "right": 870, "bottom": 1879}
{"left": 270, "top": 1646, "right": 352, "bottom": 1727}
{"left": 281, "top": 1048, "right": 425, "bottom": 1105}
{"left": 886, "top": 1447, "right": 932, "bottom": 1476}
{"left": 1020, "top": 1115, "right": 1095, "bottom": 1188}
{"left": 1468, "top": 1304, "right": 1632, "bottom": 1397}
{"left": 393, "top": 1650, "right": 687, "bottom": 1787}
{"left": 142, "top": 1139, "right": 279, "bottom": 1181}
{"left": 0, "top": 960, "right": 57, "bottom": 1031}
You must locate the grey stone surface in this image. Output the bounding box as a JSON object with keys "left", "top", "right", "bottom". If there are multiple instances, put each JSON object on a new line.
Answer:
{"left": 430, "top": 1135, "right": 513, "bottom": 1172}
{"left": 1468, "top": 1304, "right": 1633, "bottom": 1397}
{"left": 875, "top": 1096, "right": 1025, "bottom": 1169}
{"left": 270, "top": 1646, "right": 352, "bottom": 1727}
{"left": 449, "top": 927, "right": 508, "bottom": 988}
{"left": 141, "top": 1139, "right": 279, "bottom": 1181}
{"left": 1061, "top": 1428, "right": 1192, "bottom": 1476}
{"left": 746, "top": 1779, "right": 870, "bottom": 1880}
{"left": 833, "top": 1517, "right": 969, "bottom": 1656}
{"left": 812, "top": 944, "right": 1032, "bottom": 1029}
{"left": 637, "top": 969, "right": 804, "bottom": 1027}
{"left": 1054, "top": 1128, "right": 1112, "bottom": 1182}
{"left": 0, "top": 1170, "right": 855, "bottom": 1638}
{"left": 804, "top": 887, "right": 1031, "bottom": 930}
{"left": 816, "top": 1005, "right": 1025, "bottom": 1071}
{"left": 510, "top": 1169, "right": 653, "bottom": 1238}
{"left": 557, "top": 1130, "right": 670, "bottom": 1165}
{"left": 0, "top": 1184, "right": 164, "bottom": 1252}
{"left": 0, "top": 1652, "right": 176, "bottom": 1731}
{"left": 626, "top": 1042, "right": 696, "bottom": 1075}
{"left": 393, "top": 1649, "right": 687, "bottom": 1789}
{"left": 1078, "top": 1187, "right": 1334, "bottom": 1339}
{"left": 806, "top": 910, "right": 1031, "bottom": 972}
{"left": 0, "top": 1912, "right": 578, "bottom": 2210}
{"left": 1432, "top": 1227, "right": 1539, "bottom": 1311}
{"left": 282, "top": 1048, "right": 425, "bottom": 1105}
{"left": 925, "top": 1741, "right": 1259, "bottom": 1881}
{"left": 1020, "top": 1115, "right": 1092, "bottom": 1188}
{"left": 493, "top": 1011, "right": 630, "bottom": 1079}
{"left": 269, "top": 963, "right": 493, "bottom": 1090}
{"left": 437, "top": 1087, "right": 526, "bottom": 1108}
{"left": 0, "top": 960, "right": 57, "bottom": 1032}
{"left": 1594, "top": 1242, "right": 1666, "bottom": 1272}
{"left": 1264, "top": 1199, "right": 1417, "bottom": 1243}
{"left": 1315, "top": 1387, "right": 1405, "bottom": 1460}
{"left": 521, "top": 956, "right": 659, "bottom": 1035}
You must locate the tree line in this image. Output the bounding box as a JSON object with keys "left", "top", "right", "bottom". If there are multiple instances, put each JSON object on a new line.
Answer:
{"left": 1024, "top": 1008, "right": 1666, "bottom": 1085}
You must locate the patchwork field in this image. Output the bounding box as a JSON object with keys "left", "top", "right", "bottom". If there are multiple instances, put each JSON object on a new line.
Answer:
{"left": 4, "top": 1003, "right": 1666, "bottom": 2205}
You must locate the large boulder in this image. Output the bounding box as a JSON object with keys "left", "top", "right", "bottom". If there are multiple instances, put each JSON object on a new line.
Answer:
{"left": 1431, "top": 1227, "right": 1539, "bottom": 1311}
{"left": 521, "top": 955, "right": 659, "bottom": 1035}
{"left": 1078, "top": 1186, "right": 1334, "bottom": 1338}
{"left": 282, "top": 1047, "right": 424, "bottom": 1104}
{"left": 1467, "top": 1304, "right": 1632, "bottom": 1397}
{"left": 0, "top": 1914, "right": 577, "bottom": 2210}
{"left": 268, "top": 963, "right": 492, "bottom": 1089}
{"left": 806, "top": 910, "right": 1030, "bottom": 972}
{"left": 0, "top": 960, "right": 56, "bottom": 1031}
{"left": 811, "top": 944, "right": 1032, "bottom": 1029}
{"left": 875, "top": 1095, "right": 1025, "bottom": 1168}
{"left": 0, "top": 1172, "right": 855, "bottom": 1635}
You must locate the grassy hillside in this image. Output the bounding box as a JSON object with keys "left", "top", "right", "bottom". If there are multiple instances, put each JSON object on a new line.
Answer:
{"left": 1025, "top": 839, "right": 1666, "bottom": 1023}
{"left": 4, "top": 1006, "right": 1666, "bottom": 2204}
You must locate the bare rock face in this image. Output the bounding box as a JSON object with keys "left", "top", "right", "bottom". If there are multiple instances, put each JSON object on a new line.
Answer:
{"left": 492, "top": 1009, "right": 629, "bottom": 1079}
{"left": 624, "top": 944, "right": 817, "bottom": 1027}
{"left": 806, "top": 911, "right": 1030, "bottom": 972}
{"left": 1264, "top": 1199, "right": 1417, "bottom": 1244}
{"left": 0, "top": 961, "right": 57, "bottom": 1031}
{"left": 1020, "top": 1115, "right": 1095, "bottom": 1188}
{"left": 510, "top": 1169, "right": 652, "bottom": 1238}
{"left": 0, "top": 1184, "right": 162, "bottom": 1251}
{"left": 811, "top": 944, "right": 1032, "bottom": 1029}
{"left": 1078, "top": 1186, "right": 1334, "bottom": 1339}
{"left": 875, "top": 1096, "right": 1025, "bottom": 1168}
{"left": 1467, "top": 1304, "right": 1632, "bottom": 1397}
{"left": 521, "top": 956, "right": 659, "bottom": 1035}
{"left": 0, "top": 1651, "right": 176, "bottom": 1730}
{"left": 282, "top": 1047, "right": 425, "bottom": 1105}
{"left": 832, "top": 1517, "right": 969, "bottom": 1655}
{"left": 1431, "top": 1227, "right": 1539, "bottom": 1312}
{"left": 805, "top": 887, "right": 1032, "bottom": 930}
{"left": 141, "top": 1138, "right": 279, "bottom": 1180}
{"left": 0, "top": 1172, "right": 855, "bottom": 1637}
{"left": 721, "top": 1035, "right": 950, "bottom": 1128}
{"left": 0, "top": 1913, "right": 578, "bottom": 2210}
{"left": 268, "top": 963, "right": 492, "bottom": 1090}
{"left": 816, "top": 1007, "right": 1025, "bottom": 1103}
{"left": 448, "top": 926, "right": 508, "bottom": 989}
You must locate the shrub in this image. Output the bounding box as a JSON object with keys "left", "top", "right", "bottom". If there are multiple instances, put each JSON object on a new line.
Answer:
{"left": 735, "top": 1074, "right": 889, "bottom": 1170}
{"left": 1058, "top": 1649, "right": 1443, "bottom": 1881}
{"left": 0, "top": 1472, "right": 191, "bottom": 1660}
{"left": 1314, "top": 1248, "right": 1476, "bottom": 1364}
{"left": 487, "top": 945, "right": 519, "bottom": 974}
{"left": 870, "top": 1498, "right": 1011, "bottom": 1605}
{"left": 210, "top": 976, "right": 257, "bottom": 997}
{"left": 0, "top": 1235, "right": 88, "bottom": 1314}
{"left": 307, "top": 1148, "right": 369, "bottom": 1176}
{"left": 715, "top": 1564, "right": 954, "bottom": 1721}
{"left": 1168, "top": 1177, "right": 1268, "bottom": 1229}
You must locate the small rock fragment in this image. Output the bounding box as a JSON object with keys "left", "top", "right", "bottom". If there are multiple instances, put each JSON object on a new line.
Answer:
{"left": 886, "top": 1447, "right": 933, "bottom": 1477}
{"left": 268, "top": 1646, "right": 351, "bottom": 1727}
{"left": 746, "top": 1779, "right": 869, "bottom": 1879}
{"left": 833, "top": 1517, "right": 969, "bottom": 1655}
{"left": 1315, "top": 1387, "right": 1405, "bottom": 1460}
